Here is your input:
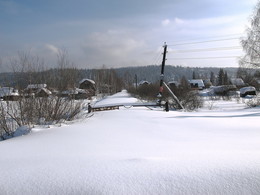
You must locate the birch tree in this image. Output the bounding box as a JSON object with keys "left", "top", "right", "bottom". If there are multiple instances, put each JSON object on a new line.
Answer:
{"left": 241, "top": 1, "right": 260, "bottom": 68}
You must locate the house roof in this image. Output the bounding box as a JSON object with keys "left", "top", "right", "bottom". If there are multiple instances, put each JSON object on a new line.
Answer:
{"left": 138, "top": 80, "right": 150, "bottom": 85}
{"left": 27, "top": 84, "right": 47, "bottom": 89}
{"left": 37, "top": 88, "right": 52, "bottom": 95}
{"left": 188, "top": 79, "right": 205, "bottom": 87}
{"left": 62, "top": 88, "right": 88, "bottom": 95}
{"left": 79, "top": 79, "right": 95, "bottom": 85}
{"left": 240, "top": 86, "right": 256, "bottom": 94}
{"left": 0, "top": 87, "right": 19, "bottom": 97}
{"left": 168, "top": 81, "right": 179, "bottom": 85}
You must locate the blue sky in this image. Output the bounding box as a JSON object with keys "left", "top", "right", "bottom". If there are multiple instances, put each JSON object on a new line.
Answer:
{"left": 0, "top": 0, "right": 258, "bottom": 71}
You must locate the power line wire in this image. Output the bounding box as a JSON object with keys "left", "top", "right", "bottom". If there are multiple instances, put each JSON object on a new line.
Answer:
{"left": 167, "top": 56, "right": 241, "bottom": 60}
{"left": 168, "top": 33, "right": 245, "bottom": 45}
{"left": 168, "top": 37, "right": 240, "bottom": 46}
{"left": 168, "top": 46, "right": 242, "bottom": 53}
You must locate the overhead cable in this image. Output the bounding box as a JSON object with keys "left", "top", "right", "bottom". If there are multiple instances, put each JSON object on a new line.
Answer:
{"left": 168, "top": 46, "right": 242, "bottom": 53}
{"left": 167, "top": 56, "right": 241, "bottom": 60}
{"left": 168, "top": 37, "right": 240, "bottom": 46}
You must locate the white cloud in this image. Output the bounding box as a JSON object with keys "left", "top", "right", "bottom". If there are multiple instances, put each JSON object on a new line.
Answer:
{"left": 162, "top": 19, "right": 170, "bottom": 26}
{"left": 174, "top": 18, "right": 185, "bottom": 25}
{"left": 80, "top": 30, "right": 146, "bottom": 67}
{"left": 45, "top": 44, "right": 60, "bottom": 55}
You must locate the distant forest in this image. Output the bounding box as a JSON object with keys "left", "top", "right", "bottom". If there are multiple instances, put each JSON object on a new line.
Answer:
{"left": 0, "top": 65, "right": 239, "bottom": 88}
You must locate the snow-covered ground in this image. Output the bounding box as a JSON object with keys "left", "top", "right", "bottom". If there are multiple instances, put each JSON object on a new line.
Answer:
{"left": 1, "top": 90, "right": 260, "bottom": 195}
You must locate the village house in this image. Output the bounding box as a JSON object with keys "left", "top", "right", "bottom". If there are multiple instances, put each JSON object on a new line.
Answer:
{"left": 188, "top": 79, "right": 205, "bottom": 90}
{"left": 24, "top": 84, "right": 52, "bottom": 97}
{"left": 79, "top": 79, "right": 96, "bottom": 97}
{"left": 240, "top": 86, "right": 256, "bottom": 97}
{"left": 0, "top": 87, "right": 20, "bottom": 101}
{"left": 61, "top": 88, "right": 93, "bottom": 100}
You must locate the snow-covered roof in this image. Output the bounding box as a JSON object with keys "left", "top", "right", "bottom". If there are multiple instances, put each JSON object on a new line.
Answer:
{"left": 138, "top": 80, "right": 150, "bottom": 85}
{"left": 211, "top": 85, "right": 237, "bottom": 93}
{"left": 240, "top": 86, "right": 256, "bottom": 94}
{"left": 188, "top": 79, "right": 205, "bottom": 88}
{"left": 79, "top": 79, "right": 95, "bottom": 85}
{"left": 27, "top": 84, "right": 47, "bottom": 89}
{"left": 37, "top": 88, "right": 52, "bottom": 95}
{"left": 230, "top": 78, "right": 245, "bottom": 86}
{"left": 0, "top": 87, "right": 19, "bottom": 97}
{"left": 62, "top": 88, "right": 88, "bottom": 95}
{"left": 168, "top": 81, "right": 179, "bottom": 85}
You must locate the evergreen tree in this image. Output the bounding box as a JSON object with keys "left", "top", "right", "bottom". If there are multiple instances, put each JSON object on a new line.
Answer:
{"left": 192, "top": 71, "right": 197, "bottom": 79}
{"left": 224, "top": 71, "right": 229, "bottom": 85}
{"left": 217, "top": 69, "right": 225, "bottom": 85}
{"left": 210, "top": 71, "right": 215, "bottom": 85}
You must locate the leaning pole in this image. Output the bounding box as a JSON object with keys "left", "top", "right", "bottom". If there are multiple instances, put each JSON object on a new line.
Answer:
{"left": 157, "top": 42, "right": 184, "bottom": 109}
{"left": 157, "top": 42, "right": 167, "bottom": 105}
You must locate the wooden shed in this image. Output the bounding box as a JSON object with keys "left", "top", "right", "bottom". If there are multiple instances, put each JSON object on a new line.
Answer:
{"left": 79, "top": 79, "right": 96, "bottom": 96}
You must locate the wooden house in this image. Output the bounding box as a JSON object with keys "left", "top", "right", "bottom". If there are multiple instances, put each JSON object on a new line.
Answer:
{"left": 79, "top": 79, "right": 96, "bottom": 96}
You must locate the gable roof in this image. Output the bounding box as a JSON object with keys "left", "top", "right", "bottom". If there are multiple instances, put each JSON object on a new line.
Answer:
{"left": 79, "top": 79, "right": 95, "bottom": 85}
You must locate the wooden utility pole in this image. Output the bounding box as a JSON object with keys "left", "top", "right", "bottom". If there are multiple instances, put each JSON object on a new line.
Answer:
{"left": 157, "top": 42, "right": 167, "bottom": 105}
{"left": 157, "top": 42, "right": 184, "bottom": 109}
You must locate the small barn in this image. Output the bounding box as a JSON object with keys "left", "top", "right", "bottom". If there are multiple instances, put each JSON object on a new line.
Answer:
{"left": 0, "top": 87, "right": 19, "bottom": 101}
{"left": 188, "top": 79, "right": 205, "bottom": 90}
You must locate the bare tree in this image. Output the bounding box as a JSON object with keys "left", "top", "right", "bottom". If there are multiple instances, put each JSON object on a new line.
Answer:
{"left": 240, "top": 1, "right": 260, "bottom": 68}
{"left": 56, "top": 48, "right": 79, "bottom": 91}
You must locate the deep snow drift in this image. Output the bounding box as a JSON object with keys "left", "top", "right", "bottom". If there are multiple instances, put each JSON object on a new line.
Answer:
{"left": 0, "top": 90, "right": 260, "bottom": 195}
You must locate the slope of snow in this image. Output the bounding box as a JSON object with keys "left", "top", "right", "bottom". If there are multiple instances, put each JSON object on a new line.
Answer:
{"left": 0, "top": 90, "right": 260, "bottom": 195}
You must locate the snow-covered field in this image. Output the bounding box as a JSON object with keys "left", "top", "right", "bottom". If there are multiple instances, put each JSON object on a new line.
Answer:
{"left": 1, "top": 90, "right": 260, "bottom": 195}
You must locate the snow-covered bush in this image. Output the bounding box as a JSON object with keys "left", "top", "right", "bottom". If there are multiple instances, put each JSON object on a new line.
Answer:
{"left": 178, "top": 91, "right": 204, "bottom": 111}
{"left": 0, "top": 96, "right": 83, "bottom": 140}
{"left": 245, "top": 94, "right": 260, "bottom": 108}
{"left": 0, "top": 101, "right": 17, "bottom": 139}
